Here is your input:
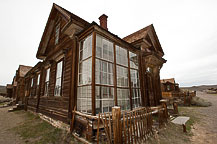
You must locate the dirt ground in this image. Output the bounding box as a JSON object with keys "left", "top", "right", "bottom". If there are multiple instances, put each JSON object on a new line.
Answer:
{"left": 191, "top": 91, "right": 217, "bottom": 144}
{"left": 0, "top": 106, "right": 25, "bottom": 144}
{"left": 0, "top": 91, "right": 217, "bottom": 144}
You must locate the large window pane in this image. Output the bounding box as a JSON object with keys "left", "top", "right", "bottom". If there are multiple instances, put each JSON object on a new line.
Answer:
{"left": 96, "top": 86, "right": 114, "bottom": 114}
{"left": 96, "top": 35, "right": 114, "bottom": 62}
{"left": 117, "top": 88, "right": 130, "bottom": 110}
{"left": 129, "top": 52, "right": 138, "bottom": 69}
{"left": 116, "top": 65, "right": 128, "bottom": 87}
{"left": 77, "top": 86, "right": 92, "bottom": 114}
{"left": 130, "top": 69, "right": 140, "bottom": 88}
{"left": 78, "top": 58, "right": 92, "bottom": 85}
{"left": 132, "top": 89, "right": 141, "bottom": 108}
{"left": 95, "top": 59, "right": 113, "bottom": 85}
{"left": 116, "top": 46, "right": 128, "bottom": 67}
{"left": 80, "top": 35, "right": 92, "bottom": 61}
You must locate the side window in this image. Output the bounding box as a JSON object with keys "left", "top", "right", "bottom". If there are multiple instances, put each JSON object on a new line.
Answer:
{"left": 54, "top": 61, "right": 63, "bottom": 96}
{"left": 44, "top": 68, "right": 50, "bottom": 96}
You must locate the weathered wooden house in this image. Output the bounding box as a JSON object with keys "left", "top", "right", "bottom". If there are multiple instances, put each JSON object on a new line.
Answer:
{"left": 6, "top": 84, "right": 13, "bottom": 98}
{"left": 14, "top": 65, "right": 32, "bottom": 103}
{"left": 161, "top": 78, "right": 180, "bottom": 98}
{"left": 12, "top": 76, "right": 17, "bottom": 100}
{"left": 24, "top": 3, "right": 166, "bottom": 134}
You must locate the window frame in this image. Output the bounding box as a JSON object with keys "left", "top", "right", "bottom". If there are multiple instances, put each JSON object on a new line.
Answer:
{"left": 44, "top": 67, "right": 50, "bottom": 96}
{"left": 54, "top": 59, "right": 64, "bottom": 96}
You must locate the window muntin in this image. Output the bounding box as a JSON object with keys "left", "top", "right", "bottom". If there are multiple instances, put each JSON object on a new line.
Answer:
{"left": 116, "top": 45, "right": 128, "bottom": 67}
{"left": 54, "top": 61, "right": 63, "bottom": 96}
{"left": 55, "top": 23, "right": 60, "bottom": 45}
{"left": 95, "top": 59, "right": 114, "bottom": 85}
{"left": 129, "top": 52, "right": 138, "bottom": 69}
{"left": 116, "top": 65, "right": 128, "bottom": 87}
{"left": 117, "top": 88, "right": 130, "bottom": 110}
{"left": 96, "top": 86, "right": 114, "bottom": 114}
{"left": 96, "top": 35, "right": 114, "bottom": 62}
{"left": 77, "top": 86, "right": 92, "bottom": 114}
{"left": 44, "top": 68, "right": 50, "bottom": 96}
{"left": 77, "top": 34, "right": 93, "bottom": 114}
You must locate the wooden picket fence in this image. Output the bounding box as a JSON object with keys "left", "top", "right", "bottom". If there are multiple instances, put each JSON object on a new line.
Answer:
{"left": 96, "top": 106, "right": 167, "bottom": 144}
{"left": 70, "top": 105, "right": 168, "bottom": 144}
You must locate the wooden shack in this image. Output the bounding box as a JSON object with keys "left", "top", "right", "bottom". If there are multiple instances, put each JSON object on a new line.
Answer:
{"left": 24, "top": 3, "right": 166, "bottom": 135}
{"left": 161, "top": 78, "right": 180, "bottom": 98}
{"left": 6, "top": 84, "right": 13, "bottom": 98}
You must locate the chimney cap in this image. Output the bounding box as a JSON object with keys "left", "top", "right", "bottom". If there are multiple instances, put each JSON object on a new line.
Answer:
{"left": 99, "top": 14, "right": 108, "bottom": 20}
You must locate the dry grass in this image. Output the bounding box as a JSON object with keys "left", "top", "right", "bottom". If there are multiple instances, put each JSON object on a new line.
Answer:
{"left": 11, "top": 110, "right": 80, "bottom": 144}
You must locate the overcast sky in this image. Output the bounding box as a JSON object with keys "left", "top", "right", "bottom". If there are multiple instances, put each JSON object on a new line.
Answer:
{"left": 0, "top": 0, "right": 216, "bottom": 87}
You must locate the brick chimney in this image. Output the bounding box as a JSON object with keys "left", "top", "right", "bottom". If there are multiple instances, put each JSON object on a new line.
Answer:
{"left": 99, "top": 14, "right": 108, "bottom": 30}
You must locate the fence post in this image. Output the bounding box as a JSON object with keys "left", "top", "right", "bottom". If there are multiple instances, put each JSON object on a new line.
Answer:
{"left": 173, "top": 101, "right": 178, "bottom": 114}
{"left": 112, "top": 106, "right": 122, "bottom": 144}
{"left": 160, "top": 99, "right": 168, "bottom": 119}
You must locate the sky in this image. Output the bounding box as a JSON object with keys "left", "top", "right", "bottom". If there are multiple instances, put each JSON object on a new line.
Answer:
{"left": 0, "top": 0, "right": 216, "bottom": 87}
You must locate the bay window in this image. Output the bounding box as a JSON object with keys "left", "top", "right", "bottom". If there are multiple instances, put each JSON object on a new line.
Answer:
{"left": 77, "top": 33, "right": 142, "bottom": 114}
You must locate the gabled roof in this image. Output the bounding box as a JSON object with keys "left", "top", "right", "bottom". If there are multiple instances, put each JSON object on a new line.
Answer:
{"left": 123, "top": 24, "right": 164, "bottom": 55}
{"left": 25, "top": 62, "right": 43, "bottom": 77}
{"left": 36, "top": 3, "right": 90, "bottom": 59}
{"left": 18, "top": 65, "right": 32, "bottom": 77}
{"left": 161, "top": 78, "right": 175, "bottom": 84}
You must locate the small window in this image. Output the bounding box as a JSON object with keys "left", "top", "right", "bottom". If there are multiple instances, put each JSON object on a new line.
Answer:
{"left": 55, "top": 23, "right": 60, "bottom": 45}
{"left": 36, "top": 74, "right": 40, "bottom": 96}
{"left": 54, "top": 61, "right": 63, "bottom": 96}
{"left": 44, "top": 68, "right": 50, "bottom": 96}
{"left": 30, "top": 78, "right": 34, "bottom": 97}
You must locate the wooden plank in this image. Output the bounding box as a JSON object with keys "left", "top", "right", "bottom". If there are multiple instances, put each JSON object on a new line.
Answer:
{"left": 127, "top": 50, "right": 133, "bottom": 110}
{"left": 108, "top": 113, "right": 112, "bottom": 141}
{"left": 70, "top": 106, "right": 76, "bottom": 132}
{"left": 113, "top": 43, "right": 118, "bottom": 106}
{"left": 126, "top": 112, "right": 130, "bottom": 144}
{"left": 132, "top": 112, "right": 136, "bottom": 144}
{"left": 97, "top": 113, "right": 100, "bottom": 144}
{"left": 134, "top": 111, "right": 139, "bottom": 143}
{"left": 138, "top": 110, "right": 142, "bottom": 139}
{"left": 92, "top": 32, "right": 96, "bottom": 116}
{"left": 101, "top": 114, "right": 112, "bottom": 144}
{"left": 123, "top": 112, "right": 127, "bottom": 144}
{"left": 129, "top": 112, "right": 133, "bottom": 144}
{"left": 103, "top": 113, "right": 110, "bottom": 141}
{"left": 112, "top": 107, "right": 121, "bottom": 144}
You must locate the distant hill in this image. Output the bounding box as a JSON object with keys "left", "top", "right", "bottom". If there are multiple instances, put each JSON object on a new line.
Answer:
{"left": 181, "top": 85, "right": 217, "bottom": 91}
{"left": 0, "top": 85, "right": 6, "bottom": 94}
